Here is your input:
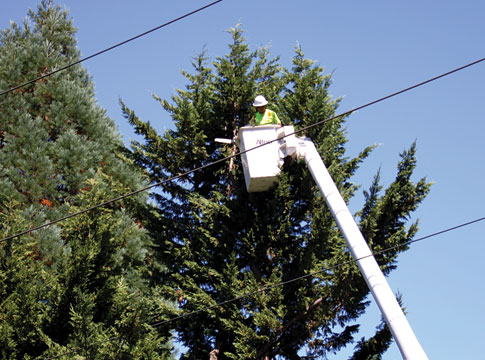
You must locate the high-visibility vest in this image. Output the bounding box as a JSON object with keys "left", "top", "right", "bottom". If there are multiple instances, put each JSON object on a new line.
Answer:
{"left": 253, "top": 109, "right": 281, "bottom": 126}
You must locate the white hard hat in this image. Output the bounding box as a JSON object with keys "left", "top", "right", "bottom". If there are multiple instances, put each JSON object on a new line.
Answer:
{"left": 253, "top": 95, "right": 268, "bottom": 107}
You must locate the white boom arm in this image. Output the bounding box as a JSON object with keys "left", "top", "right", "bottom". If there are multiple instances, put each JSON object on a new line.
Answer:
{"left": 295, "top": 137, "right": 428, "bottom": 360}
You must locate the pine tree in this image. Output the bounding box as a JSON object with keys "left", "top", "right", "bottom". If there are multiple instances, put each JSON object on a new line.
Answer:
{"left": 122, "top": 26, "right": 431, "bottom": 359}
{"left": 0, "top": 1, "right": 174, "bottom": 358}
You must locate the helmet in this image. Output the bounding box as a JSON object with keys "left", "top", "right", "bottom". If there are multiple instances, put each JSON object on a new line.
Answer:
{"left": 253, "top": 95, "right": 268, "bottom": 107}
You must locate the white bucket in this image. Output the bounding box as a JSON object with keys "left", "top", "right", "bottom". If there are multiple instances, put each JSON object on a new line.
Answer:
{"left": 237, "top": 125, "right": 282, "bottom": 192}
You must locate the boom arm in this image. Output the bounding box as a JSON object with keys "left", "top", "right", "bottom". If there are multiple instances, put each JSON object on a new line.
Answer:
{"left": 295, "top": 136, "right": 428, "bottom": 360}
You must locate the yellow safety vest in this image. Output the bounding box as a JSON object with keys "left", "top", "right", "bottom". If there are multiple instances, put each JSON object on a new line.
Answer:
{"left": 254, "top": 109, "right": 281, "bottom": 126}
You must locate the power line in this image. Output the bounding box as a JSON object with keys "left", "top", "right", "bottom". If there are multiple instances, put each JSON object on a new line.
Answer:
{"left": 1, "top": 57, "right": 483, "bottom": 244}
{"left": 0, "top": 0, "right": 223, "bottom": 97}
{"left": 299, "top": 57, "right": 485, "bottom": 134}
{"left": 149, "top": 217, "right": 485, "bottom": 329}
{"left": 40, "top": 216, "right": 484, "bottom": 360}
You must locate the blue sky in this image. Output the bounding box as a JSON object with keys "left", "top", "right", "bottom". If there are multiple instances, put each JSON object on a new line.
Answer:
{"left": 3, "top": 1, "right": 484, "bottom": 359}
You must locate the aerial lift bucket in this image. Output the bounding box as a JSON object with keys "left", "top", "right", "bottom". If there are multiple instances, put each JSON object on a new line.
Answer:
{"left": 237, "top": 125, "right": 283, "bottom": 192}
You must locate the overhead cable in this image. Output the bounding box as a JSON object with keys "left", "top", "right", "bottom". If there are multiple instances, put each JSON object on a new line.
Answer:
{"left": 149, "top": 217, "right": 485, "bottom": 328}
{"left": 300, "top": 57, "right": 485, "bottom": 134}
{"left": 41, "top": 216, "right": 484, "bottom": 360}
{"left": 0, "top": 57, "right": 483, "bottom": 244}
{"left": 0, "top": 0, "right": 223, "bottom": 97}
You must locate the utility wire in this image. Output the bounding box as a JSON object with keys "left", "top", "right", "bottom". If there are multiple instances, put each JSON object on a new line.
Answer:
{"left": 1, "top": 57, "right": 483, "bottom": 244}
{"left": 149, "top": 217, "right": 485, "bottom": 328}
{"left": 0, "top": 0, "right": 223, "bottom": 97}
{"left": 40, "top": 216, "right": 484, "bottom": 360}
{"left": 299, "top": 57, "right": 485, "bottom": 135}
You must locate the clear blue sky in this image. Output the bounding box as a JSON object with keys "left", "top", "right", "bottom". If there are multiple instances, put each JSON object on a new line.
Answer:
{"left": 3, "top": 1, "right": 484, "bottom": 359}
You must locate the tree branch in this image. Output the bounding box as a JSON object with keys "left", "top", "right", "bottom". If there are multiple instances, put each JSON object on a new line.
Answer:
{"left": 255, "top": 296, "right": 325, "bottom": 359}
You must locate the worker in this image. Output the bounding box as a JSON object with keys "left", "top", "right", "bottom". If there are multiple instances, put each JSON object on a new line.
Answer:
{"left": 251, "top": 95, "right": 282, "bottom": 126}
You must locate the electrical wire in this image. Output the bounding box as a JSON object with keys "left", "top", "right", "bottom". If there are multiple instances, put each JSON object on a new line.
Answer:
{"left": 1, "top": 57, "right": 483, "bottom": 244}
{"left": 0, "top": 0, "right": 223, "bottom": 97}
{"left": 149, "top": 217, "right": 485, "bottom": 328}
{"left": 40, "top": 216, "right": 484, "bottom": 360}
{"left": 298, "top": 57, "right": 485, "bottom": 135}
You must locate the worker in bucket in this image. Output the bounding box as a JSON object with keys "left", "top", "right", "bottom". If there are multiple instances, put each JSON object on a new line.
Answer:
{"left": 251, "top": 95, "right": 282, "bottom": 126}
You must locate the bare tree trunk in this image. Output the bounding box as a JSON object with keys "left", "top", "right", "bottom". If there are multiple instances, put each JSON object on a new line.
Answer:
{"left": 225, "top": 126, "right": 238, "bottom": 199}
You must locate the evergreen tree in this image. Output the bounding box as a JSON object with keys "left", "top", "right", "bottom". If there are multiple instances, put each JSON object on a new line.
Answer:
{"left": 122, "top": 26, "right": 431, "bottom": 359}
{"left": 0, "top": 1, "right": 174, "bottom": 358}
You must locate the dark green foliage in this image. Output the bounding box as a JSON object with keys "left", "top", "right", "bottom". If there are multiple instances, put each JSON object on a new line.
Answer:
{"left": 348, "top": 319, "right": 393, "bottom": 360}
{"left": 123, "top": 25, "right": 431, "bottom": 359}
{"left": 0, "top": 1, "right": 174, "bottom": 358}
